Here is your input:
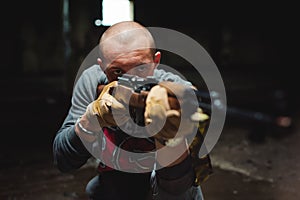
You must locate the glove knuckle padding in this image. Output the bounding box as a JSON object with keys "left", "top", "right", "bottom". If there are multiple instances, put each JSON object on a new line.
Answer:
{"left": 145, "top": 82, "right": 203, "bottom": 141}
{"left": 91, "top": 81, "right": 128, "bottom": 127}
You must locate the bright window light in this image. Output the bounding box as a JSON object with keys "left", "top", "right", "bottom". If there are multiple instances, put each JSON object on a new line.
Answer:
{"left": 101, "top": 0, "right": 134, "bottom": 26}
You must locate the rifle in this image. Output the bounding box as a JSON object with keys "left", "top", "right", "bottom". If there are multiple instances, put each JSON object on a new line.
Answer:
{"left": 97, "top": 74, "right": 291, "bottom": 128}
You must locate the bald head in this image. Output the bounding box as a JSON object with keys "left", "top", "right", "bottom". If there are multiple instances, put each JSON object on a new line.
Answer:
{"left": 100, "top": 21, "right": 149, "bottom": 41}
{"left": 97, "top": 21, "right": 161, "bottom": 81}
{"left": 99, "top": 21, "right": 156, "bottom": 64}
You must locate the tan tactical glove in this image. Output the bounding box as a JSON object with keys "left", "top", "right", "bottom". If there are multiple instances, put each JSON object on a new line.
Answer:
{"left": 86, "top": 81, "right": 129, "bottom": 128}
{"left": 144, "top": 82, "right": 209, "bottom": 147}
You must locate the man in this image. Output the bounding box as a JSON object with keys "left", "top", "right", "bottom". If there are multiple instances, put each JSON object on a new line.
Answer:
{"left": 53, "top": 21, "right": 210, "bottom": 200}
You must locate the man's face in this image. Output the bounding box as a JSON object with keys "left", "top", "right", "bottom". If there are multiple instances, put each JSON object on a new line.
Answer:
{"left": 99, "top": 48, "right": 160, "bottom": 82}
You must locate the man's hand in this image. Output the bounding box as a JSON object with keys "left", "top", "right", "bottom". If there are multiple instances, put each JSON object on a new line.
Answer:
{"left": 86, "top": 81, "right": 130, "bottom": 128}
{"left": 144, "top": 82, "right": 209, "bottom": 147}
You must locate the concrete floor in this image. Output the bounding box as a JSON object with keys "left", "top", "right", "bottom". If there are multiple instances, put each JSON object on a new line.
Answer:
{"left": 205, "top": 118, "right": 300, "bottom": 200}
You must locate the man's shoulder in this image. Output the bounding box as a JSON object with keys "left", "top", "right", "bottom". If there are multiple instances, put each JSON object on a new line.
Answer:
{"left": 81, "top": 65, "right": 102, "bottom": 76}
{"left": 154, "top": 68, "right": 192, "bottom": 86}
{"left": 78, "top": 65, "right": 107, "bottom": 84}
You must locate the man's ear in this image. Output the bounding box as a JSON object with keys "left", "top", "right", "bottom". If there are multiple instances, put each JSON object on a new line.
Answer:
{"left": 154, "top": 51, "right": 161, "bottom": 66}
{"left": 97, "top": 58, "right": 106, "bottom": 72}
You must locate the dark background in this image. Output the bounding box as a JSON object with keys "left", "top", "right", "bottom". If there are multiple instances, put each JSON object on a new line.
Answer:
{"left": 0, "top": 0, "right": 299, "bottom": 198}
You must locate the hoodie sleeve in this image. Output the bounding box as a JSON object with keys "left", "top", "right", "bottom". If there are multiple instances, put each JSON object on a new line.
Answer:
{"left": 52, "top": 65, "right": 106, "bottom": 172}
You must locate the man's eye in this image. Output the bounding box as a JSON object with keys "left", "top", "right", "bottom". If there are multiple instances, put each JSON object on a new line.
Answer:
{"left": 113, "top": 69, "right": 124, "bottom": 75}
{"left": 137, "top": 64, "right": 150, "bottom": 72}
{"left": 137, "top": 66, "right": 146, "bottom": 72}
